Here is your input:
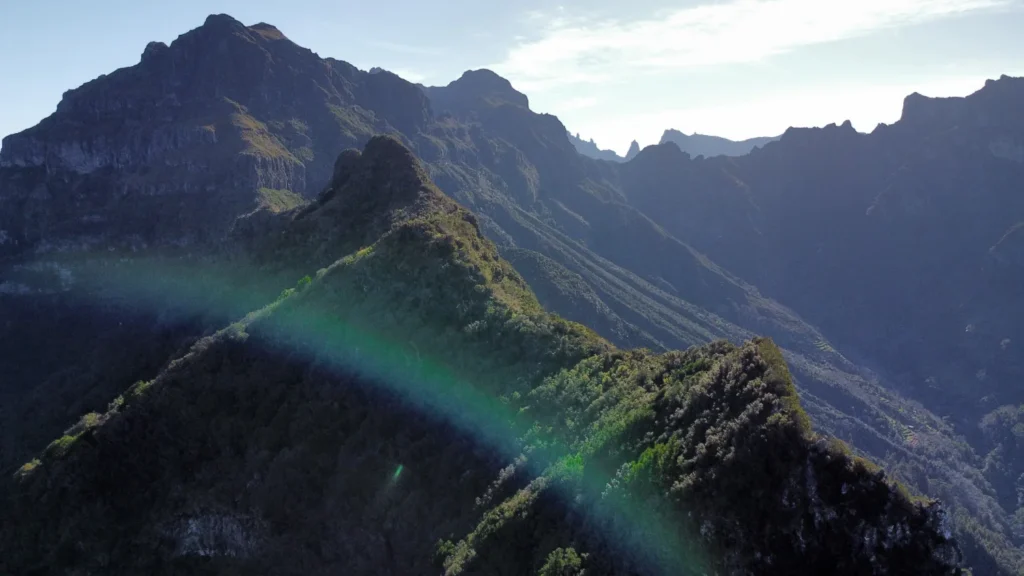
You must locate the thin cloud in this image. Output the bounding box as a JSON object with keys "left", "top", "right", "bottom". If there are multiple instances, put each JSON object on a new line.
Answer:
{"left": 495, "top": 0, "right": 1011, "bottom": 92}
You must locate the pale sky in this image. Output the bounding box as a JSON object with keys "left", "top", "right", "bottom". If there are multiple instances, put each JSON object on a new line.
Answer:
{"left": 1, "top": 0, "right": 1022, "bottom": 155}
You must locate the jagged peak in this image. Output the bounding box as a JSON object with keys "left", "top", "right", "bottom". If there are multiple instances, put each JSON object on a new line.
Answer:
{"left": 316, "top": 134, "right": 443, "bottom": 223}
{"left": 625, "top": 140, "right": 642, "bottom": 160}
{"left": 235, "top": 135, "right": 452, "bottom": 271}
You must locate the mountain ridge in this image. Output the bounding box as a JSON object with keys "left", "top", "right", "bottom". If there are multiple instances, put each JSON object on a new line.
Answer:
{"left": 1, "top": 14, "right": 1022, "bottom": 573}
{"left": 659, "top": 129, "right": 779, "bottom": 158}
{"left": 1, "top": 136, "right": 962, "bottom": 575}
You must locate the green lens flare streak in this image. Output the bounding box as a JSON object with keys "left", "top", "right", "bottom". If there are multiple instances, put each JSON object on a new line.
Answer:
{"left": 64, "top": 255, "right": 708, "bottom": 575}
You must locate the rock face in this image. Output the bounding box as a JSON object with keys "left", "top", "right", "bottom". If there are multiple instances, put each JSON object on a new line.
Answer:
{"left": 567, "top": 130, "right": 778, "bottom": 163}
{"left": 625, "top": 76, "right": 1024, "bottom": 430}
{"left": 0, "top": 139, "right": 962, "bottom": 575}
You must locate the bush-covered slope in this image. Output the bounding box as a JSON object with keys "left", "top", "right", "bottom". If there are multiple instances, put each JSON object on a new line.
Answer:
{"left": 1, "top": 139, "right": 961, "bottom": 575}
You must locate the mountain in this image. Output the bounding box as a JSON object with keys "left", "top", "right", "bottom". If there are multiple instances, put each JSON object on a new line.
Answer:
{"left": 0, "top": 14, "right": 433, "bottom": 255}
{"left": 618, "top": 82, "right": 1024, "bottom": 573}
{"left": 625, "top": 139, "right": 642, "bottom": 160}
{"left": 659, "top": 129, "right": 779, "bottom": 157}
{"left": 567, "top": 132, "right": 625, "bottom": 162}
{"left": 1, "top": 13, "right": 1022, "bottom": 573}
{"left": 625, "top": 79, "right": 1024, "bottom": 468}
{"left": 567, "top": 131, "right": 779, "bottom": 163}
{"left": 0, "top": 136, "right": 962, "bottom": 575}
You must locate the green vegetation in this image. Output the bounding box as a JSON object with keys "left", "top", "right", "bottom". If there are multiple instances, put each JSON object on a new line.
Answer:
{"left": 0, "top": 139, "right": 961, "bottom": 575}
{"left": 539, "top": 547, "right": 585, "bottom": 575}
{"left": 256, "top": 188, "right": 306, "bottom": 213}
{"left": 230, "top": 110, "right": 299, "bottom": 161}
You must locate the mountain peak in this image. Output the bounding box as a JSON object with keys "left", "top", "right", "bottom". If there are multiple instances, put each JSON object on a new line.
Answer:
{"left": 235, "top": 135, "right": 446, "bottom": 269}
{"left": 424, "top": 69, "right": 529, "bottom": 116}
{"left": 358, "top": 134, "right": 424, "bottom": 187}
{"left": 140, "top": 41, "right": 169, "bottom": 62}
{"left": 625, "top": 139, "right": 641, "bottom": 160}
{"left": 452, "top": 69, "right": 528, "bottom": 106}
{"left": 318, "top": 134, "right": 435, "bottom": 214}
{"left": 249, "top": 22, "right": 287, "bottom": 40}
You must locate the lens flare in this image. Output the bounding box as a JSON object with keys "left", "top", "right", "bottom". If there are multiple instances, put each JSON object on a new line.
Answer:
{"left": 57, "top": 253, "right": 708, "bottom": 575}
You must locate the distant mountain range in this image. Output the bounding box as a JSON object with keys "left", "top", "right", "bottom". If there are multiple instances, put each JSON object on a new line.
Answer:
{"left": 567, "top": 132, "right": 623, "bottom": 162}
{"left": 659, "top": 129, "right": 779, "bottom": 157}
{"left": 568, "top": 129, "right": 779, "bottom": 162}
{"left": 2, "top": 13, "right": 1023, "bottom": 575}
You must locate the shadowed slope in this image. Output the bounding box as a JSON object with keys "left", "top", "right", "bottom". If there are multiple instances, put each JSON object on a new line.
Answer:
{"left": 1, "top": 139, "right": 960, "bottom": 575}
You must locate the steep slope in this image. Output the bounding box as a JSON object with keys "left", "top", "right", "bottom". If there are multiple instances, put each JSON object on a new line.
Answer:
{"left": 618, "top": 79, "right": 1024, "bottom": 573}
{"left": 411, "top": 76, "right": 1021, "bottom": 573}
{"left": 0, "top": 15, "right": 1018, "bottom": 573}
{"left": 659, "top": 129, "right": 779, "bottom": 158}
{"left": 1, "top": 138, "right": 961, "bottom": 575}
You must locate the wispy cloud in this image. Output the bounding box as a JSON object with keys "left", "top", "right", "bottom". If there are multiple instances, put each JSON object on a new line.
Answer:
{"left": 495, "top": 0, "right": 1011, "bottom": 92}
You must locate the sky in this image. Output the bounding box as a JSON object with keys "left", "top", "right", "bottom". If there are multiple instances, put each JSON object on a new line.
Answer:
{"left": 1, "top": 0, "right": 1023, "bottom": 156}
